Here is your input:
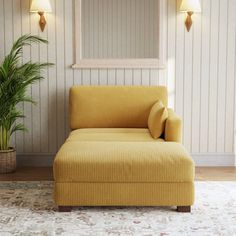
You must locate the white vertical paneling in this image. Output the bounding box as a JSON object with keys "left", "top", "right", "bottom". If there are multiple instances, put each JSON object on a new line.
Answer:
{"left": 12, "top": 0, "right": 21, "bottom": 55}
{"left": 4, "top": 0, "right": 13, "bottom": 53}
{"left": 125, "top": 70, "right": 133, "bottom": 85}
{"left": 235, "top": 55, "right": 236, "bottom": 166}
{"left": 216, "top": 0, "right": 228, "bottom": 152}
{"left": 83, "top": 69, "right": 92, "bottom": 85}
{"left": 64, "top": 0, "right": 74, "bottom": 136}
{"left": 208, "top": 0, "right": 220, "bottom": 152}
{"left": 158, "top": 0, "right": 168, "bottom": 86}
{"left": 90, "top": 69, "right": 99, "bottom": 85}
{"left": 200, "top": 0, "right": 210, "bottom": 152}
{"left": 4, "top": 0, "right": 15, "bottom": 149}
{"left": 0, "top": 0, "right": 235, "bottom": 165}
{"left": 99, "top": 69, "right": 108, "bottom": 85}
{"left": 183, "top": 26, "right": 193, "bottom": 151}
{"left": 116, "top": 69, "right": 125, "bottom": 85}
{"left": 55, "top": 0, "right": 65, "bottom": 148}
{"left": 22, "top": 0, "right": 33, "bottom": 153}
{"left": 175, "top": 10, "right": 185, "bottom": 118}
{"left": 141, "top": 70, "right": 150, "bottom": 86}
{"left": 39, "top": 17, "right": 49, "bottom": 152}
{"left": 0, "top": 0, "right": 4, "bottom": 59}
{"left": 225, "top": 0, "right": 236, "bottom": 153}
{"left": 133, "top": 69, "right": 142, "bottom": 85}
{"left": 191, "top": 11, "right": 202, "bottom": 153}
{"left": 167, "top": 0, "right": 176, "bottom": 109}
{"left": 107, "top": 70, "right": 116, "bottom": 85}
{"left": 150, "top": 70, "right": 159, "bottom": 86}
{"left": 13, "top": 0, "right": 22, "bottom": 151}
{"left": 73, "top": 70, "right": 82, "bottom": 86}
{"left": 47, "top": 0, "right": 57, "bottom": 153}
{"left": 30, "top": 2, "right": 41, "bottom": 153}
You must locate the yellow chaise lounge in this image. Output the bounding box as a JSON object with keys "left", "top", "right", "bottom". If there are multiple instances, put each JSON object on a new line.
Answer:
{"left": 53, "top": 86, "right": 195, "bottom": 212}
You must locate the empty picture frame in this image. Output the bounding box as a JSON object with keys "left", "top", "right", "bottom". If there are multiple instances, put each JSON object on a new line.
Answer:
{"left": 73, "top": 0, "right": 166, "bottom": 69}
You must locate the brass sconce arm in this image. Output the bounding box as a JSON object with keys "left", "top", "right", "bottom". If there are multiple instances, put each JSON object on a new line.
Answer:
{"left": 38, "top": 12, "right": 46, "bottom": 32}
{"left": 185, "top": 11, "right": 193, "bottom": 32}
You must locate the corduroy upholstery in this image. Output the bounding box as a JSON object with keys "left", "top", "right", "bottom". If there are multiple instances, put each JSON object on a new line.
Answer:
{"left": 55, "top": 182, "right": 194, "bottom": 206}
{"left": 148, "top": 100, "right": 168, "bottom": 139}
{"left": 70, "top": 86, "right": 168, "bottom": 129}
{"left": 54, "top": 135, "right": 194, "bottom": 183}
{"left": 67, "top": 128, "right": 165, "bottom": 142}
{"left": 54, "top": 86, "right": 194, "bottom": 208}
{"left": 165, "top": 109, "right": 182, "bottom": 143}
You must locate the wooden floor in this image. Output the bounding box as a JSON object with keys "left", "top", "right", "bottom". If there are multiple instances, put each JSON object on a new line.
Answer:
{"left": 0, "top": 167, "right": 53, "bottom": 181}
{"left": 195, "top": 167, "right": 236, "bottom": 181}
{"left": 0, "top": 167, "right": 236, "bottom": 181}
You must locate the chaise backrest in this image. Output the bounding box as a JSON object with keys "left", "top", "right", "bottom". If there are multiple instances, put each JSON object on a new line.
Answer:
{"left": 70, "top": 86, "right": 168, "bottom": 129}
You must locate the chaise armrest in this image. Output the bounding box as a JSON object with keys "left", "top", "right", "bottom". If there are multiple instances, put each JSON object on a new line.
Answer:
{"left": 164, "top": 109, "right": 182, "bottom": 143}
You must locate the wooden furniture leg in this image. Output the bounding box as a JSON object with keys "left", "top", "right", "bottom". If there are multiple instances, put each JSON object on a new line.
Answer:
{"left": 58, "top": 206, "right": 73, "bottom": 212}
{"left": 177, "top": 206, "right": 191, "bottom": 213}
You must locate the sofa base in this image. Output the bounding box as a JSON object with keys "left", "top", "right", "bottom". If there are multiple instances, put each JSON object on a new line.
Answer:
{"left": 54, "top": 182, "right": 194, "bottom": 208}
{"left": 58, "top": 205, "right": 191, "bottom": 213}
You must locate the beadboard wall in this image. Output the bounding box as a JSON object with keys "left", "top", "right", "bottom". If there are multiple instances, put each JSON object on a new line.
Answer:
{"left": 82, "top": 0, "right": 159, "bottom": 58}
{"left": 0, "top": 0, "right": 236, "bottom": 166}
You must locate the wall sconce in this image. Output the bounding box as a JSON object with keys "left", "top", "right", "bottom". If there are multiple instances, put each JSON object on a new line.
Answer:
{"left": 30, "top": 0, "right": 52, "bottom": 32}
{"left": 180, "top": 0, "right": 201, "bottom": 32}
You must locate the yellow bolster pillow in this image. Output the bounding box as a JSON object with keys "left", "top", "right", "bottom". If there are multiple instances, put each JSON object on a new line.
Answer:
{"left": 148, "top": 100, "right": 168, "bottom": 139}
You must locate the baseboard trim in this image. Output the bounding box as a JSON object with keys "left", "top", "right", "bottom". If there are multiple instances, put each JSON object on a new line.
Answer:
{"left": 192, "top": 153, "right": 235, "bottom": 167}
{"left": 16, "top": 153, "right": 236, "bottom": 167}
{"left": 17, "top": 154, "right": 54, "bottom": 167}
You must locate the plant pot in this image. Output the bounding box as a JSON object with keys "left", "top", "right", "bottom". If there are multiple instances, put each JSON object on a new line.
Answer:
{"left": 0, "top": 148, "right": 16, "bottom": 174}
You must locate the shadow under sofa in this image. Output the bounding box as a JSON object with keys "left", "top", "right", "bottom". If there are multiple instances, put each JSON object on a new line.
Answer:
{"left": 53, "top": 86, "right": 195, "bottom": 212}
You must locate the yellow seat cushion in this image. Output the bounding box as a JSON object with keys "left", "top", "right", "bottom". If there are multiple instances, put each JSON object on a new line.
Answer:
{"left": 54, "top": 129, "right": 194, "bottom": 183}
{"left": 148, "top": 100, "right": 168, "bottom": 139}
{"left": 67, "top": 128, "right": 164, "bottom": 142}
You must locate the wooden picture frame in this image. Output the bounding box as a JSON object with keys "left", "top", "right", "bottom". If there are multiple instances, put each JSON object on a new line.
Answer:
{"left": 72, "top": 0, "right": 166, "bottom": 69}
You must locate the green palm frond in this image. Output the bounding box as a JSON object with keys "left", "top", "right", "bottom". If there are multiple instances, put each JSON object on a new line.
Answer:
{"left": 0, "top": 34, "right": 53, "bottom": 150}
{"left": 10, "top": 123, "right": 27, "bottom": 136}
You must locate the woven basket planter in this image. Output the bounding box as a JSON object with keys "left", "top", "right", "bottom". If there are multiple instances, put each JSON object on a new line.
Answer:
{"left": 0, "top": 148, "right": 16, "bottom": 174}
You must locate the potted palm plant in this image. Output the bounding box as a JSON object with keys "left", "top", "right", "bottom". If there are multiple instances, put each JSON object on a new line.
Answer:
{"left": 0, "top": 35, "right": 52, "bottom": 173}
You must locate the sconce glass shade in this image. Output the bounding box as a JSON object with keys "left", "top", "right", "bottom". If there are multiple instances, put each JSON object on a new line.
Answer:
{"left": 30, "top": 0, "right": 52, "bottom": 13}
{"left": 180, "top": 0, "right": 201, "bottom": 13}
